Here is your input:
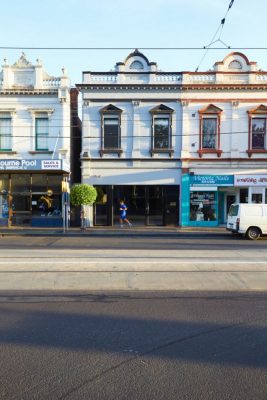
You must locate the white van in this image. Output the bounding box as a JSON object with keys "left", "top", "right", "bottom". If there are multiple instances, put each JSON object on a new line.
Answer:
{"left": 227, "top": 203, "right": 267, "bottom": 240}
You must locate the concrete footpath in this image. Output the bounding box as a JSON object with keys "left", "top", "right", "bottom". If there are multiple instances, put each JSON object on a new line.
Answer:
{"left": 0, "top": 229, "right": 267, "bottom": 291}
{"left": 0, "top": 225, "right": 227, "bottom": 237}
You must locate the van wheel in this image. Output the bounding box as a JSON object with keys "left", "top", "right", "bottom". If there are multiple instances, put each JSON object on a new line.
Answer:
{"left": 246, "top": 227, "right": 261, "bottom": 240}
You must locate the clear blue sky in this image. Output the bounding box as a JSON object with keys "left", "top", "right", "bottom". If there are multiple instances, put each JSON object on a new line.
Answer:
{"left": 1, "top": 0, "right": 267, "bottom": 85}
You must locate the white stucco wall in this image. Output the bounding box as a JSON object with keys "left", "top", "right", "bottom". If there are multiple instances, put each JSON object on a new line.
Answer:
{"left": 0, "top": 54, "right": 71, "bottom": 163}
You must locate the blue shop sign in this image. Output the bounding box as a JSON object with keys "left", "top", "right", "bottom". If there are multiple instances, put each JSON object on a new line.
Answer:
{"left": 190, "top": 175, "right": 234, "bottom": 186}
{"left": 0, "top": 159, "right": 67, "bottom": 171}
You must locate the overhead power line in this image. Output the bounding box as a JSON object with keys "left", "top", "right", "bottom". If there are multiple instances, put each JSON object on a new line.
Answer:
{"left": 2, "top": 46, "right": 267, "bottom": 51}
{"left": 195, "top": 0, "right": 235, "bottom": 72}
{"left": 2, "top": 129, "right": 256, "bottom": 140}
{"left": 1, "top": 113, "right": 263, "bottom": 126}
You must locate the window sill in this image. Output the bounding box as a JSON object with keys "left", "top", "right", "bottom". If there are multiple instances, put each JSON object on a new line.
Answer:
{"left": 99, "top": 149, "right": 123, "bottom": 157}
{"left": 0, "top": 150, "right": 17, "bottom": 154}
{"left": 247, "top": 149, "right": 267, "bottom": 158}
{"left": 28, "top": 151, "right": 53, "bottom": 154}
{"left": 151, "top": 148, "right": 174, "bottom": 157}
{"left": 198, "top": 149, "right": 222, "bottom": 158}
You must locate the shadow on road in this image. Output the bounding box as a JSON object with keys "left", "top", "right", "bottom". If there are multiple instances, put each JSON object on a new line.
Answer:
{"left": 0, "top": 292, "right": 266, "bottom": 369}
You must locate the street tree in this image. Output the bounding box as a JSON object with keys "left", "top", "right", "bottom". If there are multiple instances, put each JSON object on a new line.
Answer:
{"left": 70, "top": 184, "right": 97, "bottom": 229}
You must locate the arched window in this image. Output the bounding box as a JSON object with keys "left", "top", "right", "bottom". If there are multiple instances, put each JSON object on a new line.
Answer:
{"left": 228, "top": 60, "right": 242, "bottom": 70}
{"left": 129, "top": 60, "right": 144, "bottom": 70}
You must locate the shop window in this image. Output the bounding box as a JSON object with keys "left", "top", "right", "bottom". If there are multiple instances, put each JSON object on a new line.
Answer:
{"left": 0, "top": 174, "right": 9, "bottom": 192}
{"left": 32, "top": 174, "right": 48, "bottom": 192}
{"left": 11, "top": 194, "right": 31, "bottom": 212}
{"left": 190, "top": 191, "right": 216, "bottom": 222}
{"left": 198, "top": 104, "right": 223, "bottom": 157}
{"left": 11, "top": 174, "right": 31, "bottom": 193}
{"left": 252, "top": 193, "right": 262, "bottom": 204}
{"left": 32, "top": 193, "right": 62, "bottom": 217}
{"left": 240, "top": 188, "right": 248, "bottom": 203}
{"left": 47, "top": 175, "right": 62, "bottom": 193}
{"left": 0, "top": 117, "right": 12, "bottom": 151}
{"left": 0, "top": 194, "right": 8, "bottom": 218}
{"left": 36, "top": 117, "right": 49, "bottom": 151}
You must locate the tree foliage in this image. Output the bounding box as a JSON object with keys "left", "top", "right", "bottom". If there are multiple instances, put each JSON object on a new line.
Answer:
{"left": 70, "top": 184, "right": 97, "bottom": 206}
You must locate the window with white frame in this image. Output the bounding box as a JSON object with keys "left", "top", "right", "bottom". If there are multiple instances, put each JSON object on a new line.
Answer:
{"left": 35, "top": 116, "right": 49, "bottom": 151}
{"left": 103, "top": 116, "right": 120, "bottom": 149}
{"left": 202, "top": 117, "right": 218, "bottom": 149}
{"left": 153, "top": 116, "right": 171, "bottom": 149}
{"left": 0, "top": 114, "right": 12, "bottom": 151}
{"left": 99, "top": 104, "right": 122, "bottom": 154}
{"left": 150, "top": 104, "right": 174, "bottom": 153}
{"left": 251, "top": 118, "right": 266, "bottom": 149}
{"left": 198, "top": 104, "right": 222, "bottom": 157}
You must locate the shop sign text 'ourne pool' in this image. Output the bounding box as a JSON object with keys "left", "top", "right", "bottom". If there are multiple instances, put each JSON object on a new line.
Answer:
{"left": 0, "top": 159, "right": 62, "bottom": 171}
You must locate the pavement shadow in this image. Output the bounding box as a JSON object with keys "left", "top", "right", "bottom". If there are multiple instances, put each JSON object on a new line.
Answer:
{"left": 0, "top": 300, "right": 266, "bottom": 369}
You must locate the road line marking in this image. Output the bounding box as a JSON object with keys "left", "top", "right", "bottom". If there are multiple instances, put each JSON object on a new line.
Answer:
{"left": 0, "top": 261, "right": 267, "bottom": 264}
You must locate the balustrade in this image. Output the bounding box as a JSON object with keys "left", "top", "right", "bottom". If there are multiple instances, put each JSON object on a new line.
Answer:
{"left": 43, "top": 78, "right": 61, "bottom": 87}
{"left": 155, "top": 74, "right": 182, "bottom": 82}
{"left": 90, "top": 75, "right": 118, "bottom": 82}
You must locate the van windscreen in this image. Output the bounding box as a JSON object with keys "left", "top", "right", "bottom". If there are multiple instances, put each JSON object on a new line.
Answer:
{"left": 228, "top": 205, "right": 239, "bottom": 217}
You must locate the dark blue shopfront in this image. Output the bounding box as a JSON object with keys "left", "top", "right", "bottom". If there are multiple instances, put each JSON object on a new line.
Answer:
{"left": 181, "top": 174, "right": 234, "bottom": 227}
{"left": 0, "top": 159, "right": 69, "bottom": 228}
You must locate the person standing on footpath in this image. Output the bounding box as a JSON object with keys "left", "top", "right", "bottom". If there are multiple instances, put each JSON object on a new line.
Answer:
{"left": 119, "top": 200, "right": 132, "bottom": 227}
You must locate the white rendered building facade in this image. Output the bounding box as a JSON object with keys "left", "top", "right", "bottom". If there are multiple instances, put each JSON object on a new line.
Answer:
{"left": 181, "top": 52, "right": 267, "bottom": 226}
{"left": 0, "top": 53, "right": 71, "bottom": 227}
{"left": 77, "top": 50, "right": 182, "bottom": 226}
{"left": 78, "top": 50, "right": 267, "bottom": 227}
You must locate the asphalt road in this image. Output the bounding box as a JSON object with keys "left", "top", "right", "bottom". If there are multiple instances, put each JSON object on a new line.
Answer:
{"left": 0, "top": 291, "right": 266, "bottom": 400}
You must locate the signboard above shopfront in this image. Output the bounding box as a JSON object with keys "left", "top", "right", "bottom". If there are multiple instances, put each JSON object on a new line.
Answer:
{"left": 190, "top": 175, "right": 234, "bottom": 186}
{"left": 235, "top": 175, "right": 267, "bottom": 187}
{"left": 0, "top": 159, "right": 65, "bottom": 171}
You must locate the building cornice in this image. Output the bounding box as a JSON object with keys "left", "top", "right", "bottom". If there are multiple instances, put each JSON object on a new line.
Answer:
{"left": 83, "top": 98, "right": 267, "bottom": 103}
{"left": 77, "top": 83, "right": 267, "bottom": 92}
{"left": 0, "top": 89, "right": 58, "bottom": 95}
{"left": 77, "top": 84, "right": 182, "bottom": 91}
{"left": 82, "top": 71, "right": 267, "bottom": 76}
{"left": 182, "top": 157, "right": 267, "bottom": 162}
{"left": 81, "top": 157, "right": 182, "bottom": 162}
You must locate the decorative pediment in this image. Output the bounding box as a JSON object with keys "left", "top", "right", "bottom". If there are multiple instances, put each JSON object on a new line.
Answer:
{"left": 99, "top": 104, "right": 122, "bottom": 114}
{"left": 247, "top": 104, "right": 267, "bottom": 115}
{"left": 198, "top": 104, "right": 223, "bottom": 114}
{"left": 115, "top": 49, "right": 157, "bottom": 72}
{"left": 214, "top": 52, "right": 257, "bottom": 72}
{"left": 13, "top": 52, "right": 33, "bottom": 68}
{"left": 27, "top": 108, "right": 54, "bottom": 117}
{"left": 150, "top": 104, "right": 174, "bottom": 114}
{"left": 125, "top": 49, "right": 150, "bottom": 65}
